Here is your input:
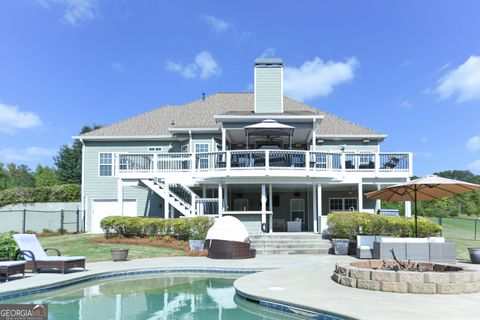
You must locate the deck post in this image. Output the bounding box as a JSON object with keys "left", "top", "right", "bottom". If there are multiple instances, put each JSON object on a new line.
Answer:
{"left": 221, "top": 128, "right": 226, "bottom": 151}
{"left": 357, "top": 182, "right": 363, "bottom": 212}
{"left": 261, "top": 184, "right": 267, "bottom": 228}
{"left": 164, "top": 180, "right": 169, "bottom": 219}
{"left": 269, "top": 184, "right": 273, "bottom": 233}
{"left": 374, "top": 184, "right": 381, "bottom": 214}
{"left": 317, "top": 184, "right": 323, "bottom": 233}
{"left": 223, "top": 184, "right": 228, "bottom": 211}
{"left": 218, "top": 183, "right": 223, "bottom": 217}
{"left": 313, "top": 184, "right": 317, "bottom": 232}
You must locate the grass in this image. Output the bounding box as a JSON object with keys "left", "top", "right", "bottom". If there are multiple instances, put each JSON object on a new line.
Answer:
{"left": 39, "top": 234, "right": 187, "bottom": 262}
{"left": 428, "top": 217, "right": 480, "bottom": 260}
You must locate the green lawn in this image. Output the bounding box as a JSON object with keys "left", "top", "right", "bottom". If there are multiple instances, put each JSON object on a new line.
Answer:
{"left": 39, "top": 234, "right": 186, "bottom": 262}
{"left": 428, "top": 217, "right": 480, "bottom": 260}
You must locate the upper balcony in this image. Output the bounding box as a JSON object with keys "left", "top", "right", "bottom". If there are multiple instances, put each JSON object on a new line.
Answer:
{"left": 115, "top": 150, "right": 412, "bottom": 180}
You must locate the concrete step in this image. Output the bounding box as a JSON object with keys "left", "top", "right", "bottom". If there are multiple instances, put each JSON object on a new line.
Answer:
{"left": 254, "top": 248, "right": 330, "bottom": 255}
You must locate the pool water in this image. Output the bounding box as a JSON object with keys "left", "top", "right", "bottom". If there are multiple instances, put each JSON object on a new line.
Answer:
{"left": 4, "top": 274, "right": 306, "bottom": 319}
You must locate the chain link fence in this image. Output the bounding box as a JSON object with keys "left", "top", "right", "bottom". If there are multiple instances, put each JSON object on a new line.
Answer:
{"left": 0, "top": 209, "right": 85, "bottom": 234}
{"left": 429, "top": 217, "right": 480, "bottom": 241}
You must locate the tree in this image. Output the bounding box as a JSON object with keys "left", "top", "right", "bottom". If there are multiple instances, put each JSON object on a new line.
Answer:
{"left": 54, "top": 124, "right": 102, "bottom": 184}
{"left": 5, "top": 163, "right": 35, "bottom": 189}
{"left": 34, "top": 165, "right": 60, "bottom": 187}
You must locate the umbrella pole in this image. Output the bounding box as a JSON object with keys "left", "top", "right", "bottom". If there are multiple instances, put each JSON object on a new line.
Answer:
{"left": 414, "top": 186, "right": 418, "bottom": 238}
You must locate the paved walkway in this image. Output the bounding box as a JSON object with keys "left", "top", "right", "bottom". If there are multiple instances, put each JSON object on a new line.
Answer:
{"left": 1, "top": 255, "right": 479, "bottom": 320}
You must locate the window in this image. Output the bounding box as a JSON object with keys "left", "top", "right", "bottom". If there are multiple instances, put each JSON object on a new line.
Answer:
{"left": 181, "top": 144, "right": 189, "bottom": 153}
{"left": 148, "top": 147, "right": 163, "bottom": 152}
{"left": 290, "top": 199, "right": 305, "bottom": 222}
{"left": 195, "top": 143, "right": 209, "bottom": 169}
{"left": 99, "top": 153, "right": 113, "bottom": 176}
{"left": 329, "top": 198, "right": 357, "bottom": 212}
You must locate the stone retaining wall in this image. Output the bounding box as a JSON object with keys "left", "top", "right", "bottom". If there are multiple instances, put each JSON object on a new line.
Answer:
{"left": 333, "top": 260, "right": 480, "bottom": 294}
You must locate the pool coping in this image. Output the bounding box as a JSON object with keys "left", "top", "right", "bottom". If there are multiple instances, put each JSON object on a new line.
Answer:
{"left": 0, "top": 266, "right": 354, "bottom": 320}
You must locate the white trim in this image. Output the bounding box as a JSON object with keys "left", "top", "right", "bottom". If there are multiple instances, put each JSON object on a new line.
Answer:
{"left": 80, "top": 138, "right": 85, "bottom": 231}
{"left": 168, "top": 127, "right": 220, "bottom": 133}
{"left": 98, "top": 152, "right": 114, "bottom": 177}
{"left": 316, "top": 134, "right": 387, "bottom": 139}
{"left": 73, "top": 135, "right": 176, "bottom": 141}
{"left": 329, "top": 197, "right": 358, "bottom": 212}
{"left": 214, "top": 114, "right": 323, "bottom": 122}
{"left": 254, "top": 66, "right": 257, "bottom": 113}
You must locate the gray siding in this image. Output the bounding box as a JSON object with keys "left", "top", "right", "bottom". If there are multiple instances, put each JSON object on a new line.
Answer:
{"left": 255, "top": 67, "right": 283, "bottom": 113}
{"left": 83, "top": 141, "right": 172, "bottom": 231}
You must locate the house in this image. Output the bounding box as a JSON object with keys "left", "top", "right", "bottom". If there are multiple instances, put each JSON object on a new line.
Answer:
{"left": 75, "top": 58, "right": 412, "bottom": 234}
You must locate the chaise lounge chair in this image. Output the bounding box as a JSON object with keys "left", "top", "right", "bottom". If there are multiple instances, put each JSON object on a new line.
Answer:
{"left": 0, "top": 261, "right": 26, "bottom": 282}
{"left": 13, "top": 234, "right": 86, "bottom": 274}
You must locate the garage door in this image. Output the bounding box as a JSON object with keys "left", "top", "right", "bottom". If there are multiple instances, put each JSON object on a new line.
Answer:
{"left": 91, "top": 199, "right": 137, "bottom": 233}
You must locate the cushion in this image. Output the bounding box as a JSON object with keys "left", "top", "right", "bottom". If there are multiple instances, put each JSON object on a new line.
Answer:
{"left": 0, "top": 261, "right": 26, "bottom": 267}
{"left": 428, "top": 237, "right": 445, "bottom": 243}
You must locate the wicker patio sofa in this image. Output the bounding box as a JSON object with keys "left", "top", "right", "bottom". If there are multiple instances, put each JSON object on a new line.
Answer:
{"left": 372, "top": 237, "right": 456, "bottom": 264}
{"left": 13, "top": 234, "right": 86, "bottom": 274}
{"left": 0, "top": 261, "right": 26, "bottom": 282}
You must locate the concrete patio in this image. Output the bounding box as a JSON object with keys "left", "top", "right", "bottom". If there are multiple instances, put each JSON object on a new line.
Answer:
{"left": 0, "top": 255, "right": 479, "bottom": 320}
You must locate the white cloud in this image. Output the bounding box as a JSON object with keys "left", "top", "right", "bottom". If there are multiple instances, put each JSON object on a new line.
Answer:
{"left": 202, "top": 15, "right": 231, "bottom": 34}
{"left": 0, "top": 147, "right": 56, "bottom": 163}
{"left": 434, "top": 55, "right": 480, "bottom": 102}
{"left": 283, "top": 57, "right": 359, "bottom": 101}
{"left": 399, "top": 99, "right": 414, "bottom": 110}
{"left": 260, "top": 47, "right": 276, "bottom": 58}
{"left": 466, "top": 136, "right": 480, "bottom": 151}
{"left": 0, "top": 103, "right": 43, "bottom": 134}
{"left": 166, "top": 51, "right": 221, "bottom": 80}
{"left": 38, "top": 0, "right": 99, "bottom": 26}
{"left": 468, "top": 159, "right": 480, "bottom": 173}
{"left": 111, "top": 62, "right": 124, "bottom": 73}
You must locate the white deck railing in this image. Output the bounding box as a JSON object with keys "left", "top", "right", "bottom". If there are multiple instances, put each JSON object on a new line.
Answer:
{"left": 116, "top": 150, "right": 412, "bottom": 176}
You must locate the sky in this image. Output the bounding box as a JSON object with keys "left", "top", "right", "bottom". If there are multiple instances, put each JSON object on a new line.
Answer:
{"left": 1, "top": 0, "right": 480, "bottom": 176}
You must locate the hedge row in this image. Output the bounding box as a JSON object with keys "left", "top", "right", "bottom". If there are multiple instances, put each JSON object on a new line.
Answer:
{"left": 327, "top": 212, "right": 442, "bottom": 239}
{"left": 0, "top": 184, "right": 80, "bottom": 207}
{"left": 100, "top": 216, "right": 214, "bottom": 239}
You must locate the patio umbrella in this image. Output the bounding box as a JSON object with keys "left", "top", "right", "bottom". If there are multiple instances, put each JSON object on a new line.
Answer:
{"left": 365, "top": 175, "right": 480, "bottom": 237}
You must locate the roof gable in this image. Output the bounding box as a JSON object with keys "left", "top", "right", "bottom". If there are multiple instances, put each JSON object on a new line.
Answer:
{"left": 81, "top": 93, "right": 383, "bottom": 138}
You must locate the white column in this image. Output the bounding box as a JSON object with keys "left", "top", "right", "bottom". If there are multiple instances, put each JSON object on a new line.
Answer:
{"left": 164, "top": 181, "right": 169, "bottom": 219}
{"left": 357, "top": 182, "right": 363, "bottom": 212}
{"left": 269, "top": 184, "right": 273, "bottom": 233}
{"left": 218, "top": 183, "right": 223, "bottom": 217}
{"left": 374, "top": 184, "right": 381, "bottom": 214}
{"left": 261, "top": 184, "right": 267, "bottom": 227}
{"left": 221, "top": 128, "right": 227, "bottom": 151}
{"left": 317, "top": 184, "right": 322, "bottom": 233}
{"left": 117, "top": 179, "right": 123, "bottom": 216}
{"left": 405, "top": 201, "right": 412, "bottom": 218}
{"left": 223, "top": 184, "right": 228, "bottom": 211}
{"left": 312, "top": 184, "right": 317, "bottom": 232}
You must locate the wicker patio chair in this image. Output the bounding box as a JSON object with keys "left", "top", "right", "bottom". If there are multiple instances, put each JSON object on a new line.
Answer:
{"left": 13, "top": 234, "right": 86, "bottom": 274}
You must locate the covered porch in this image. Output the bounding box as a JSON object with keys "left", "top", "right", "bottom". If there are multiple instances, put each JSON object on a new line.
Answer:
{"left": 192, "top": 181, "right": 410, "bottom": 234}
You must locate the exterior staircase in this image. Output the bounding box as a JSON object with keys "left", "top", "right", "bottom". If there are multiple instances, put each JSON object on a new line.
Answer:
{"left": 249, "top": 233, "right": 331, "bottom": 255}
{"left": 140, "top": 178, "right": 197, "bottom": 217}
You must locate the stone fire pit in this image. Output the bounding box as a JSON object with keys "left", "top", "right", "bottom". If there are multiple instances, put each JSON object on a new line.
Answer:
{"left": 333, "top": 260, "right": 480, "bottom": 294}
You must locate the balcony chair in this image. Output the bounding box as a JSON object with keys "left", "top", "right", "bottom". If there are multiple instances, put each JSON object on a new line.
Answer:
{"left": 13, "top": 234, "right": 86, "bottom": 274}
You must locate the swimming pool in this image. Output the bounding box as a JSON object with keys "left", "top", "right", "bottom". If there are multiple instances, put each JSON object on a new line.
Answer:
{"left": 3, "top": 273, "right": 307, "bottom": 319}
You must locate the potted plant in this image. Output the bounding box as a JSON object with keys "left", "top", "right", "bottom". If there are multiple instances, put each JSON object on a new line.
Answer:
{"left": 110, "top": 248, "right": 129, "bottom": 261}
{"left": 188, "top": 217, "right": 213, "bottom": 252}
{"left": 468, "top": 248, "right": 480, "bottom": 264}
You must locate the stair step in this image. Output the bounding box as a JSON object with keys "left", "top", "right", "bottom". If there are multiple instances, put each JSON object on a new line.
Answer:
{"left": 255, "top": 248, "right": 330, "bottom": 255}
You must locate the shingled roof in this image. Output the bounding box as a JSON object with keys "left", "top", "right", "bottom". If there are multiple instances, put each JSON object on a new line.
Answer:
{"left": 81, "top": 93, "right": 384, "bottom": 138}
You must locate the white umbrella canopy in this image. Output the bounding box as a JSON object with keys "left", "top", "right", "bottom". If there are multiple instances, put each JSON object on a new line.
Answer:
{"left": 365, "top": 175, "right": 480, "bottom": 237}
{"left": 206, "top": 216, "right": 249, "bottom": 243}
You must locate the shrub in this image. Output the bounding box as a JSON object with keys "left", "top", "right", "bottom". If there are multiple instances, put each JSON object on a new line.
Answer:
{"left": 0, "top": 184, "right": 80, "bottom": 207}
{"left": 0, "top": 232, "right": 18, "bottom": 260}
{"left": 327, "top": 212, "right": 442, "bottom": 240}
{"left": 99, "top": 216, "right": 214, "bottom": 239}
